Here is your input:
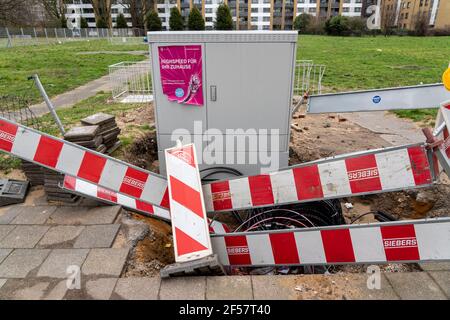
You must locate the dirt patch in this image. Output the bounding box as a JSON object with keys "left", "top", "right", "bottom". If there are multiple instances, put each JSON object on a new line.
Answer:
{"left": 289, "top": 108, "right": 390, "bottom": 164}
{"left": 116, "top": 103, "right": 155, "bottom": 128}
{"left": 122, "top": 131, "right": 159, "bottom": 172}
{"left": 123, "top": 213, "right": 175, "bottom": 277}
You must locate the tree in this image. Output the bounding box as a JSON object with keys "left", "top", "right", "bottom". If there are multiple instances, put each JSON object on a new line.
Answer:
{"left": 146, "top": 10, "right": 162, "bottom": 31}
{"left": 116, "top": 13, "right": 128, "bottom": 28}
{"left": 120, "top": 0, "right": 155, "bottom": 32}
{"left": 169, "top": 7, "right": 184, "bottom": 30}
{"left": 96, "top": 17, "right": 108, "bottom": 28}
{"left": 80, "top": 17, "right": 89, "bottom": 28}
{"left": 293, "top": 13, "right": 312, "bottom": 33}
{"left": 214, "top": 4, "right": 233, "bottom": 30}
{"left": 413, "top": 12, "right": 429, "bottom": 36}
{"left": 1, "top": 0, "right": 45, "bottom": 26}
{"left": 90, "top": 0, "right": 112, "bottom": 29}
{"left": 380, "top": 3, "right": 398, "bottom": 36}
{"left": 60, "top": 15, "right": 68, "bottom": 28}
{"left": 325, "top": 15, "right": 350, "bottom": 36}
{"left": 40, "top": 0, "right": 66, "bottom": 22}
{"left": 188, "top": 6, "right": 205, "bottom": 31}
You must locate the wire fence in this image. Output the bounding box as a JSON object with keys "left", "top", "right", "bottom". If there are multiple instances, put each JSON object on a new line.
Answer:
{"left": 293, "top": 60, "right": 326, "bottom": 96}
{"left": 0, "top": 27, "right": 146, "bottom": 48}
{"left": 109, "top": 60, "right": 153, "bottom": 103}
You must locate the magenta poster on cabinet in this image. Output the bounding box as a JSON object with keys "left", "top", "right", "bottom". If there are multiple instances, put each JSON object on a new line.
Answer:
{"left": 158, "top": 45, "right": 203, "bottom": 106}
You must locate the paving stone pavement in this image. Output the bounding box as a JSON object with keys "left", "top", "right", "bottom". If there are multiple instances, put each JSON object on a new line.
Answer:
{"left": 0, "top": 195, "right": 449, "bottom": 300}
{"left": 73, "top": 224, "right": 120, "bottom": 248}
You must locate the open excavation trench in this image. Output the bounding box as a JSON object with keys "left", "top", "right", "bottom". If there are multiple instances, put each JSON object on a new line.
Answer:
{"left": 110, "top": 102, "right": 450, "bottom": 276}
{"left": 6, "top": 101, "right": 446, "bottom": 276}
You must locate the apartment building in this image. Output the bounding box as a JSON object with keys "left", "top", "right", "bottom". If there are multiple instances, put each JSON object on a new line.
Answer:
{"left": 381, "top": 0, "right": 449, "bottom": 30}
{"left": 66, "top": 0, "right": 132, "bottom": 28}
{"left": 297, "top": 0, "right": 363, "bottom": 19}
{"left": 64, "top": 0, "right": 449, "bottom": 31}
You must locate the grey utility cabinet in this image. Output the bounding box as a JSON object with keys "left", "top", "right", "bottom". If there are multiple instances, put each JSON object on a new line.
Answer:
{"left": 148, "top": 31, "right": 297, "bottom": 177}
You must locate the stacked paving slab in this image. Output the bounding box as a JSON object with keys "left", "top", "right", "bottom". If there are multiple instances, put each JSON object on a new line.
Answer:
{"left": 64, "top": 125, "right": 106, "bottom": 153}
{"left": 20, "top": 113, "right": 121, "bottom": 203}
{"left": 80, "top": 113, "right": 121, "bottom": 155}
{"left": 21, "top": 161, "right": 45, "bottom": 186}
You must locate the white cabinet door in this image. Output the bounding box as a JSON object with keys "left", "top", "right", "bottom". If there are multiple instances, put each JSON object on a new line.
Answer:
{"left": 205, "top": 42, "right": 294, "bottom": 134}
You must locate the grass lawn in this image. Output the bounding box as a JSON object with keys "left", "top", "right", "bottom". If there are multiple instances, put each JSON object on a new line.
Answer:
{"left": 0, "top": 92, "right": 153, "bottom": 172}
{"left": 298, "top": 35, "right": 450, "bottom": 123}
{"left": 0, "top": 39, "right": 147, "bottom": 104}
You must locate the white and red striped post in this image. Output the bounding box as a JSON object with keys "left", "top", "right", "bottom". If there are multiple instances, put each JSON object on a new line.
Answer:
{"left": 165, "top": 142, "right": 213, "bottom": 262}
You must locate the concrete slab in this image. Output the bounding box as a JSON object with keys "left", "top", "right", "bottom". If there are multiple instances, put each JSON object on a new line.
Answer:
{"left": 73, "top": 224, "right": 120, "bottom": 248}
{"left": 252, "top": 275, "right": 295, "bottom": 300}
{"left": 285, "top": 273, "right": 399, "bottom": 300}
{"left": 47, "top": 206, "right": 121, "bottom": 225}
{"left": 11, "top": 206, "right": 57, "bottom": 225}
{"left": 0, "top": 249, "right": 12, "bottom": 264}
{"left": 4, "top": 281, "right": 50, "bottom": 300}
{"left": 159, "top": 277, "right": 206, "bottom": 300}
{"left": 85, "top": 278, "right": 118, "bottom": 300}
{"left": 44, "top": 280, "right": 69, "bottom": 300}
{"left": 428, "top": 271, "right": 450, "bottom": 299}
{"left": 420, "top": 262, "right": 450, "bottom": 272}
{"left": 0, "top": 207, "right": 22, "bottom": 224}
{"left": 385, "top": 272, "right": 447, "bottom": 300}
{"left": 0, "top": 249, "right": 50, "bottom": 278}
{"left": 0, "top": 225, "right": 15, "bottom": 242}
{"left": 37, "top": 225, "right": 85, "bottom": 248}
{"left": 206, "top": 276, "right": 253, "bottom": 300}
{"left": 37, "top": 249, "right": 90, "bottom": 278}
{"left": 344, "top": 111, "right": 424, "bottom": 145}
{"left": 112, "top": 277, "right": 160, "bottom": 300}
{"left": 82, "top": 248, "right": 129, "bottom": 277}
{"left": 0, "top": 279, "right": 6, "bottom": 290}
{"left": 0, "top": 225, "right": 50, "bottom": 249}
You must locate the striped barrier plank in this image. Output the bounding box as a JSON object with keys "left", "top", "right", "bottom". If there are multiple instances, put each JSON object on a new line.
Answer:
{"left": 62, "top": 175, "right": 229, "bottom": 234}
{"left": 0, "top": 116, "right": 434, "bottom": 214}
{"left": 434, "top": 100, "right": 450, "bottom": 177}
{"left": 0, "top": 116, "right": 169, "bottom": 208}
{"left": 203, "top": 145, "right": 433, "bottom": 212}
{"left": 211, "top": 218, "right": 450, "bottom": 267}
{"left": 165, "top": 143, "right": 213, "bottom": 262}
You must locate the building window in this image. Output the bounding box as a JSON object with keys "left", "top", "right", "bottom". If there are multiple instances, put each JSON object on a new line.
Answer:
{"left": 263, "top": 8, "right": 270, "bottom": 12}
{"left": 405, "top": 12, "right": 408, "bottom": 19}
{"left": 354, "top": 7, "right": 361, "bottom": 12}
{"left": 309, "top": 0, "right": 315, "bottom": 3}
{"left": 251, "top": 17, "right": 258, "bottom": 22}
{"left": 355, "top": 0, "right": 362, "bottom": 3}
{"left": 263, "top": 16, "right": 270, "bottom": 21}
{"left": 309, "top": 7, "right": 316, "bottom": 13}
{"left": 298, "top": 0, "right": 305, "bottom": 3}
{"left": 407, "top": 1, "right": 411, "bottom": 8}
{"left": 298, "top": 8, "right": 304, "bottom": 12}
{"left": 206, "top": 17, "right": 213, "bottom": 22}
{"left": 112, "top": 8, "right": 119, "bottom": 14}
{"left": 343, "top": 7, "right": 349, "bottom": 12}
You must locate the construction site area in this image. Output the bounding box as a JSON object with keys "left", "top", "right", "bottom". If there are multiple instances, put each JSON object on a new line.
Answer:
{"left": 0, "top": 31, "right": 449, "bottom": 302}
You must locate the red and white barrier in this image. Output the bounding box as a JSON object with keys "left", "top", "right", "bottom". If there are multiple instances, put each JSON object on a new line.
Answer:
{"left": 0, "top": 117, "right": 169, "bottom": 208}
{"left": 203, "top": 145, "right": 433, "bottom": 212}
{"left": 62, "top": 175, "right": 170, "bottom": 221}
{"left": 165, "top": 143, "right": 213, "bottom": 262}
{"left": 0, "top": 117, "right": 434, "bottom": 214}
{"left": 211, "top": 218, "right": 450, "bottom": 267}
{"left": 433, "top": 101, "right": 450, "bottom": 177}
{"left": 62, "top": 175, "right": 229, "bottom": 234}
